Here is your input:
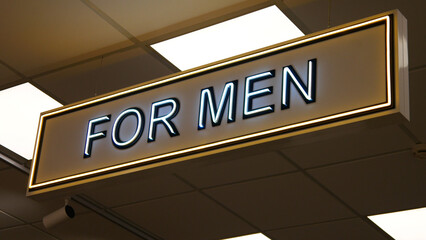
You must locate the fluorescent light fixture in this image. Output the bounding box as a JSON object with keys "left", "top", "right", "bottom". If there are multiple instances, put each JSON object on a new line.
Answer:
{"left": 0, "top": 83, "right": 62, "bottom": 160}
{"left": 368, "top": 207, "right": 426, "bottom": 240}
{"left": 222, "top": 233, "right": 270, "bottom": 240}
{"left": 152, "top": 5, "right": 304, "bottom": 71}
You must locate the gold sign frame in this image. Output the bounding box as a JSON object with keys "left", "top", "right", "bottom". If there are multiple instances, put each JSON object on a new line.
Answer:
{"left": 28, "top": 11, "right": 408, "bottom": 196}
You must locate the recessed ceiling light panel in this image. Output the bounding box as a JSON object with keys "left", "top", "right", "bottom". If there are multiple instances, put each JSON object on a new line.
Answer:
{"left": 0, "top": 83, "right": 62, "bottom": 160}
{"left": 369, "top": 207, "right": 426, "bottom": 240}
{"left": 151, "top": 5, "right": 304, "bottom": 71}
{"left": 222, "top": 233, "right": 270, "bottom": 240}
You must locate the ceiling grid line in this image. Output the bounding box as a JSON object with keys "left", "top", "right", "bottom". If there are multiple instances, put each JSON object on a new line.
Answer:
{"left": 303, "top": 148, "right": 412, "bottom": 171}
{"left": 398, "top": 124, "right": 422, "bottom": 144}
{"left": 0, "top": 59, "right": 67, "bottom": 104}
{"left": 262, "top": 216, "right": 357, "bottom": 232}
{"left": 0, "top": 59, "right": 28, "bottom": 91}
{"left": 277, "top": 151, "right": 395, "bottom": 240}
{"left": 200, "top": 169, "right": 301, "bottom": 191}
{"left": 0, "top": 209, "right": 25, "bottom": 229}
{"left": 0, "top": 59, "right": 27, "bottom": 79}
{"left": 409, "top": 64, "right": 426, "bottom": 72}
{"left": 272, "top": 0, "right": 311, "bottom": 34}
{"left": 79, "top": 0, "right": 139, "bottom": 44}
{"left": 0, "top": 152, "right": 29, "bottom": 174}
{"left": 29, "top": 223, "right": 61, "bottom": 240}
{"left": 29, "top": 45, "right": 138, "bottom": 80}
{"left": 71, "top": 194, "right": 161, "bottom": 240}
{"left": 191, "top": 150, "right": 413, "bottom": 193}
{"left": 173, "top": 173, "right": 274, "bottom": 240}
{"left": 0, "top": 155, "right": 160, "bottom": 240}
{"left": 0, "top": 78, "right": 27, "bottom": 91}
{"left": 108, "top": 189, "right": 198, "bottom": 210}
{"left": 142, "top": 0, "right": 274, "bottom": 45}
{"left": 80, "top": 0, "right": 180, "bottom": 73}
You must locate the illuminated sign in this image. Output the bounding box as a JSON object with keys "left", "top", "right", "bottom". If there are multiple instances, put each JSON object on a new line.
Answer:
{"left": 83, "top": 60, "right": 316, "bottom": 155}
{"left": 28, "top": 11, "right": 408, "bottom": 196}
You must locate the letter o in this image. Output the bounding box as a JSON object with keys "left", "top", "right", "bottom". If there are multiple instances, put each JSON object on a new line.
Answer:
{"left": 112, "top": 108, "right": 144, "bottom": 149}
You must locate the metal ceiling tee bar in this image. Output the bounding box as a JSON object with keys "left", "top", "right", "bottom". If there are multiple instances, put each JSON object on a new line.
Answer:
{"left": 80, "top": 0, "right": 180, "bottom": 73}
{"left": 278, "top": 152, "right": 395, "bottom": 240}
{"left": 0, "top": 152, "right": 29, "bottom": 174}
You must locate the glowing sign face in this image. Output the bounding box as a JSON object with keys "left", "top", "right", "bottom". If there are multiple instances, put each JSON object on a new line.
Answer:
{"left": 28, "top": 11, "right": 408, "bottom": 196}
{"left": 83, "top": 60, "right": 315, "bottom": 156}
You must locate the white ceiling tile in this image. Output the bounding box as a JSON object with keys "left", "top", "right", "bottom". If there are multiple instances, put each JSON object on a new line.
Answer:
{"left": 266, "top": 218, "right": 387, "bottom": 240}
{"left": 177, "top": 151, "right": 296, "bottom": 188}
{"left": 33, "top": 47, "right": 174, "bottom": 104}
{"left": 91, "top": 0, "right": 255, "bottom": 39}
{"left": 0, "top": 0, "right": 132, "bottom": 76}
{"left": 308, "top": 150, "right": 426, "bottom": 215}
{"left": 281, "top": 125, "right": 415, "bottom": 168}
{"left": 32, "top": 212, "right": 142, "bottom": 240}
{"left": 0, "top": 225, "right": 56, "bottom": 240}
{"left": 114, "top": 192, "right": 256, "bottom": 240}
{"left": 83, "top": 173, "right": 193, "bottom": 208}
{"left": 205, "top": 172, "right": 355, "bottom": 230}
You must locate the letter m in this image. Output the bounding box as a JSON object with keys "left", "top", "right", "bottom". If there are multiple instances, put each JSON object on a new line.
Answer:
{"left": 198, "top": 80, "right": 238, "bottom": 130}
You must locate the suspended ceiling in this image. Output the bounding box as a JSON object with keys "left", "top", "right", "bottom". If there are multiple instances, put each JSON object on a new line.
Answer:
{"left": 0, "top": 0, "right": 425, "bottom": 239}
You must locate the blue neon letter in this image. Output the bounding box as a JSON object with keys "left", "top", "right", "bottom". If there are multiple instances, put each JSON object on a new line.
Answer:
{"left": 243, "top": 70, "right": 275, "bottom": 119}
{"left": 148, "top": 98, "right": 180, "bottom": 142}
{"left": 112, "top": 108, "right": 144, "bottom": 149}
{"left": 84, "top": 115, "right": 111, "bottom": 158}
{"left": 198, "top": 80, "right": 238, "bottom": 130}
{"left": 282, "top": 59, "right": 317, "bottom": 109}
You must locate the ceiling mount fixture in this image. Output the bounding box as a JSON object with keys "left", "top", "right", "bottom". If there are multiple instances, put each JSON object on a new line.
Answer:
{"left": 42, "top": 198, "right": 75, "bottom": 229}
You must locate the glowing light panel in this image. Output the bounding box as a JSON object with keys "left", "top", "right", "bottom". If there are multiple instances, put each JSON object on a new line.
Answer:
{"left": 369, "top": 207, "right": 426, "bottom": 240}
{"left": 222, "top": 233, "right": 270, "bottom": 240}
{"left": 151, "top": 5, "right": 304, "bottom": 71}
{"left": 0, "top": 83, "right": 62, "bottom": 160}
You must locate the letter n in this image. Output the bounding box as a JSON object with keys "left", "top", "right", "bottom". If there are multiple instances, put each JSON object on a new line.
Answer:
{"left": 282, "top": 59, "right": 317, "bottom": 109}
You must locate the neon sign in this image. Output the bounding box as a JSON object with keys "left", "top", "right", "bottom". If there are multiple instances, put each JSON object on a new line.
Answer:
{"left": 28, "top": 11, "right": 408, "bottom": 196}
